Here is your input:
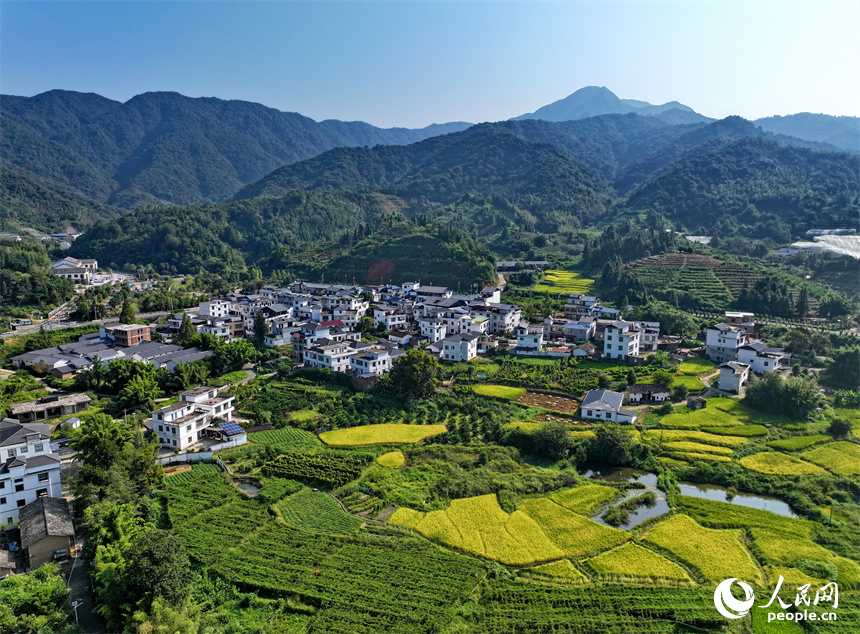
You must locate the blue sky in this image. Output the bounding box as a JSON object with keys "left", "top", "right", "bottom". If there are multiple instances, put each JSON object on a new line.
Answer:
{"left": 2, "top": 1, "right": 858, "bottom": 128}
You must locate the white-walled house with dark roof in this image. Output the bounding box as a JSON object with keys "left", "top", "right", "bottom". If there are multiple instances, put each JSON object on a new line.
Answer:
{"left": 0, "top": 419, "right": 62, "bottom": 526}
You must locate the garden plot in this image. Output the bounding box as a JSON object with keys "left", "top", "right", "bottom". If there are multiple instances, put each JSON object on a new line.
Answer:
{"left": 516, "top": 391, "right": 581, "bottom": 414}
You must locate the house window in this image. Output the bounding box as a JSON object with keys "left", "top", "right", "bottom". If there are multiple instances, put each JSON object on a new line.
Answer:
{"left": 0, "top": 497, "right": 5, "bottom": 505}
{"left": 38, "top": 473, "right": 49, "bottom": 483}
{"left": 17, "top": 499, "right": 26, "bottom": 508}
{"left": 36, "top": 489, "right": 48, "bottom": 498}
{"left": 34, "top": 443, "right": 43, "bottom": 453}
{"left": 6, "top": 449, "right": 15, "bottom": 459}
{"left": 19, "top": 446, "right": 28, "bottom": 454}
{"left": 14, "top": 483, "right": 24, "bottom": 493}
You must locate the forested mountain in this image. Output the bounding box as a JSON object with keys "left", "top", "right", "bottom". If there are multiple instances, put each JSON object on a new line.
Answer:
{"left": 513, "top": 86, "right": 712, "bottom": 124}
{"left": 0, "top": 163, "right": 123, "bottom": 233}
{"left": 755, "top": 113, "right": 859, "bottom": 153}
{"left": 0, "top": 90, "right": 471, "bottom": 209}
{"left": 624, "top": 137, "right": 860, "bottom": 238}
{"left": 236, "top": 126, "right": 614, "bottom": 231}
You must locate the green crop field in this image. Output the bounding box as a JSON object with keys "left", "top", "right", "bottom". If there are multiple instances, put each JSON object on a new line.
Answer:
{"left": 377, "top": 450, "right": 405, "bottom": 468}
{"left": 276, "top": 489, "right": 363, "bottom": 535}
{"left": 320, "top": 423, "right": 446, "bottom": 446}
{"left": 662, "top": 441, "right": 735, "bottom": 456}
{"left": 740, "top": 451, "right": 827, "bottom": 475}
{"left": 670, "top": 375, "right": 707, "bottom": 391}
{"left": 585, "top": 542, "right": 693, "bottom": 584}
{"left": 766, "top": 435, "right": 831, "bottom": 451}
{"left": 802, "top": 441, "right": 860, "bottom": 475}
{"left": 471, "top": 384, "right": 526, "bottom": 400}
{"left": 249, "top": 427, "right": 321, "bottom": 452}
{"left": 677, "top": 357, "right": 715, "bottom": 376}
{"left": 675, "top": 496, "right": 815, "bottom": 539}
{"left": 530, "top": 269, "right": 594, "bottom": 294}
{"left": 164, "top": 462, "right": 221, "bottom": 487}
{"left": 546, "top": 484, "right": 620, "bottom": 515}
{"left": 641, "top": 514, "right": 764, "bottom": 584}
{"left": 707, "top": 424, "right": 769, "bottom": 436}
{"left": 660, "top": 397, "right": 794, "bottom": 430}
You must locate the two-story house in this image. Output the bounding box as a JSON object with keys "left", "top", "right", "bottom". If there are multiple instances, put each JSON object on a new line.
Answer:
{"left": 0, "top": 419, "right": 62, "bottom": 526}
{"left": 515, "top": 324, "right": 545, "bottom": 352}
{"left": 373, "top": 304, "right": 408, "bottom": 331}
{"left": 737, "top": 342, "right": 790, "bottom": 374}
{"left": 440, "top": 332, "right": 480, "bottom": 362}
{"left": 705, "top": 323, "right": 749, "bottom": 364}
{"left": 152, "top": 387, "right": 235, "bottom": 451}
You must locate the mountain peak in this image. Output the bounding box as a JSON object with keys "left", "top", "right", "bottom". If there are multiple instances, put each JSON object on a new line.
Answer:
{"left": 514, "top": 86, "right": 710, "bottom": 124}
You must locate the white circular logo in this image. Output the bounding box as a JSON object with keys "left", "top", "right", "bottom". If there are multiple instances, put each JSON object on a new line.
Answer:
{"left": 714, "top": 578, "right": 755, "bottom": 619}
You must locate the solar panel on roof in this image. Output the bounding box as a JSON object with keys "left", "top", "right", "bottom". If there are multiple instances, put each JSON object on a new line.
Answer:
{"left": 220, "top": 421, "right": 244, "bottom": 436}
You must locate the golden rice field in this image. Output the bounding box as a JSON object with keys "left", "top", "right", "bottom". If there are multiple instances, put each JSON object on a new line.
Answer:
{"left": 667, "top": 451, "right": 732, "bottom": 463}
{"left": 505, "top": 421, "right": 541, "bottom": 432}
{"left": 739, "top": 452, "right": 826, "bottom": 476}
{"left": 524, "top": 559, "right": 589, "bottom": 584}
{"left": 751, "top": 529, "right": 860, "bottom": 585}
{"left": 376, "top": 451, "right": 405, "bottom": 469}
{"left": 643, "top": 429, "right": 747, "bottom": 448}
{"left": 319, "top": 423, "right": 446, "bottom": 446}
{"left": 389, "top": 492, "right": 628, "bottom": 566}
{"left": 765, "top": 566, "right": 826, "bottom": 588}
{"left": 641, "top": 514, "right": 764, "bottom": 584}
{"left": 531, "top": 270, "right": 595, "bottom": 294}
{"left": 661, "top": 441, "right": 735, "bottom": 456}
{"left": 802, "top": 441, "right": 860, "bottom": 476}
{"left": 471, "top": 384, "right": 527, "bottom": 400}
{"left": 585, "top": 542, "right": 693, "bottom": 584}
{"left": 546, "top": 484, "right": 620, "bottom": 515}
{"left": 657, "top": 456, "right": 688, "bottom": 467}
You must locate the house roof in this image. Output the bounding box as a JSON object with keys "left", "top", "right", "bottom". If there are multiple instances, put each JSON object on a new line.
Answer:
{"left": 581, "top": 389, "right": 624, "bottom": 412}
{"left": 181, "top": 386, "right": 216, "bottom": 397}
{"left": 19, "top": 497, "right": 75, "bottom": 548}
{"left": 626, "top": 383, "right": 671, "bottom": 394}
{"left": 10, "top": 393, "right": 91, "bottom": 415}
{"left": 719, "top": 361, "right": 750, "bottom": 374}
{"left": 0, "top": 420, "right": 51, "bottom": 447}
{"left": 0, "top": 549, "right": 16, "bottom": 570}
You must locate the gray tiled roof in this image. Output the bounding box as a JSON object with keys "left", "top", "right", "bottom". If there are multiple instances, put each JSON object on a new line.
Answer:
{"left": 581, "top": 389, "right": 624, "bottom": 412}
{"left": 19, "top": 497, "right": 75, "bottom": 548}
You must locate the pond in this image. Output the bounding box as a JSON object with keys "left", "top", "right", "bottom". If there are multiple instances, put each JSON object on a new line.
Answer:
{"left": 236, "top": 483, "right": 260, "bottom": 497}
{"left": 678, "top": 482, "right": 797, "bottom": 518}
{"left": 579, "top": 466, "right": 669, "bottom": 530}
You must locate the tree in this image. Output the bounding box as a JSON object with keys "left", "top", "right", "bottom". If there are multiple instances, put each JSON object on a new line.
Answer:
{"left": 827, "top": 417, "right": 852, "bottom": 438}
{"left": 209, "top": 340, "right": 257, "bottom": 376}
{"left": 626, "top": 369, "right": 637, "bottom": 386}
{"left": 120, "top": 296, "right": 137, "bottom": 324}
{"left": 252, "top": 311, "right": 269, "bottom": 348}
{"left": 795, "top": 286, "right": 810, "bottom": 318}
{"left": 584, "top": 422, "right": 636, "bottom": 465}
{"left": 531, "top": 421, "right": 575, "bottom": 460}
{"left": 176, "top": 314, "right": 197, "bottom": 347}
{"left": 131, "top": 598, "right": 200, "bottom": 634}
{"left": 117, "top": 374, "right": 163, "bottom": 412}
{"left": 384, "top": 349, "right": 440, "bottom": 399}
{"left": 72, "top": 413, "right": 133, "bottom": 472}
{"left": 0, "top": 563, "right": 75, "bottom": 634}
{"left": 652, "top": 370, "right": 675, "bottom": 388}
{"left": 823, "top": 346, "right": 860, "bottom": 389}
{"left": 744, "top": 372, "right": 821, "bottom": 419}
{"left": 121, "top": 530, "right": 195, "bottom": 615}
{"left": 672, "top": 384, "right": 689, "bottom": 402}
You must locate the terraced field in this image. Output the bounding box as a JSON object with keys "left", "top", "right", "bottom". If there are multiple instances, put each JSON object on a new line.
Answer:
{"left": 276, "top": 489, "right": 363, "bottom": 535}
{"left": 640, "top": 514, "right": 764, "bottom": 584}
{"left": 530, "top": 269, "right": 594, "bottom": 294}
{"left": 522, "top": 559, "right": 589, "bottom": 584}
{"left": 802, "top": 441, "right": 860, "bottom": 475}
{"left": 585, "top": 542, "right": 693, "bottom": 584}
{"left": 628, "top": 253, "right": 763, "bottom": 298}
{"left": 390, "top": 492, "right": 628, "bottom": 566}
{"left": 249, "top": 427, "right": 321, "bottom": 452}
{"left": 740, "top": 451, "right": 827, "bottom": 475}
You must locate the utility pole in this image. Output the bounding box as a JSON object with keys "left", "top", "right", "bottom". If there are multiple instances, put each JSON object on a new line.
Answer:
{"left": 72, "top": 600, "right": 82, "bottom": 624}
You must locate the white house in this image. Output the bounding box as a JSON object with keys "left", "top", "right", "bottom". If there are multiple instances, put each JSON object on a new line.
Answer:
{"left": 580, "top": 390, "right": 638, "bottom": 424}
{"left": 419, "top": 318, "right": 448, "bottom": 343}
{"left": 152, "top": 387, "right": 235, "bottom": 451}
{"left": 304, "top": 340, "right": 358, "bottom": 373}
{"left": 624, "top": 384, "right": 671, "bottom": 404}
{"left": 373, "top": 304, "right": 408, "bottom": 330}
{"left": 563, "top": 317, "right": 596, "bottom": 343}
{"left": 737, "top": 342, "right": 790, "bottom": 375}
{"left": 470, "top": 302, "right": 522, "bottom": 335}
{"left": 441, "top": 332, "right": 480, "bottom": 362}
{"left": 515, "top": 324, "right": 544, "bottom": 352}
{"left": 199, "top": 300, "right": 232, "bottom": 318}
{"left": 636, "top": 321, "right": 660, "bottom": 353}
{"left": 718, "top": 361, "right": 750, "bottom": 394}
{"left": 705, "top": 323, "right": 749, "bottom": 364}
{"left": 603, "top": 321, "right": 642, "bottom": 360}
{"left": 0, "top": 419, "right": 62, "bottom": 526}
{"left": 349, "top": 348, "right": 392, "bottom": 377}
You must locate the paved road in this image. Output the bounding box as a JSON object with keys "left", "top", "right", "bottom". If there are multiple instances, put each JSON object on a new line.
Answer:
{"left": 2, "top": 311, "right": 170, "bottom": 339}
{"left": 67, "top": 540, "right": 109, "bottom": 634}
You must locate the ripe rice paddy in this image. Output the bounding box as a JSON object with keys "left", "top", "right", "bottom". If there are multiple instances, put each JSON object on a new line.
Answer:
{"left": 643, "top": 429, "right": 747, "bottom": 447}
{"left": 751, "top": 529, "right": 860, "bottom": 585}
{"left": 801, "top": 441, "right": 860, "bottom": 476}
{"left": 389, "top": 492, "right": 628, "bottom": 566}
{"left": 675, "top": 496, "right": 814, "bottom": 539}
{"left": 546, "top": 484, "right": 620, "bottom": 515}
{"left": 319, "top": 423, "right": 447, "bottom": 446}
{"left": 739, "top": 452, "right": 826, "bottom": 476}
{"left": 530, "top": 270, "right": 594, "bottom": 294}
{"left": 661, "top": 441, "right": 735, "bottom": 456}
{"left": 585, "top": 542, "right": 693, "bottom": 584}
{"left": 377, "top": 451, "right": 405, "bottom": 469}
{"left": 471, "top": 384, "right": 527, "bottom": 400}
{"left": 641, "top": 514, "right": 764, "bottom": 584}
{"left": 523, "top": 559, "right": 589, "bottom": 584}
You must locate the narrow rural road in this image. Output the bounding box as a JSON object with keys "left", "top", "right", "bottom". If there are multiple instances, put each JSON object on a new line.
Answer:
{"left": 67, "top": 543, "right": 108, "bottom": 634}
